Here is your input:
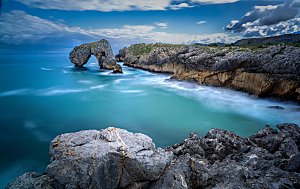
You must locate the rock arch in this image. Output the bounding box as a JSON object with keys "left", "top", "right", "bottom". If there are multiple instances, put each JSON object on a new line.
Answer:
{"left": 69, "top": 39, "right": 122, "bottom": 73}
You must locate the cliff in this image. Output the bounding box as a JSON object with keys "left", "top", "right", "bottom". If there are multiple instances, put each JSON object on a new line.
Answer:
{"left": 7, "top": 124, "right": 300, "bottom": 188}
{"left": 117, "top": 44, "right": 300, "bottom": 102}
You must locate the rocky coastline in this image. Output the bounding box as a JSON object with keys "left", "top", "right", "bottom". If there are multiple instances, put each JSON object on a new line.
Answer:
{"left": 117, "top": 44, "right": 300, "bottom": 102}
{"left": 7, "top": 123, "right": 300, "bottom": 189}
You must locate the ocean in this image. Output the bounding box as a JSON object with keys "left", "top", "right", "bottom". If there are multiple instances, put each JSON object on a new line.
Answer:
{"left": 0, "top": 53, "right": 299, "bottom": 187}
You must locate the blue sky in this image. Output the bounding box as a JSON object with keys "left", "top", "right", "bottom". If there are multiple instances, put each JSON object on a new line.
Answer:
{"left": 0, "top": 0, "right": 299, "bottom": 52}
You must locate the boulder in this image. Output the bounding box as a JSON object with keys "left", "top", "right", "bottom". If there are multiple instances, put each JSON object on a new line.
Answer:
{"left": 47, "top": 128, "right": 173, "bottom": 189}
{"left": 112, "top": 64, "right": 123, "bottom": 74}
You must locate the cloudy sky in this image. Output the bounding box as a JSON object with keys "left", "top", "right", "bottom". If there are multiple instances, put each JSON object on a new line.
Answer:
{"left": 0, "top": 0, "right": 299, "bottom": 52}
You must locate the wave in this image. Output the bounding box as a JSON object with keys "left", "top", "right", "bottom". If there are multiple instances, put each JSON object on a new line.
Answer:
{"left": 90, "top": 84, "right": 107, "bottom": 89}
{"left": 138, "top": 73, "right": 300, "bottom": 125}
{"left": 114, "top": 78, "right": 131, "bottom": 84}
{"left": 41, "top": 68, "right": 52, "bottom": 71}
{"left": 38, "top": 88, "right": 89, "bottom": 96}
{"left": 0, "top": 89, "right": 31, "bottom": 97}
{"left": 120, "top": 90, "right": 143, "bottom": 93}
{"left": 78, "top": 80, "right": 92, "bottom": 84}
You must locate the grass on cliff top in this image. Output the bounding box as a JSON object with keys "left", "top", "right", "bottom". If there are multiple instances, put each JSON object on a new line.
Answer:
{"left": 127, "top": 43, "right": 253, "bottom": 55}
{"left": 127, "top": 42, "right": 300, "bottom": 56}
{"left": 128, "top": 43, "right": 188, "bottom": 56}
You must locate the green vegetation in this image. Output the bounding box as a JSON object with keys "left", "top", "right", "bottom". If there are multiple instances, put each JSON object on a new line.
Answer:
{"left": 128, "top": 43, "right": 188, "bottom": 56}
{"left": 126, "top": 41, "right": 300, "bottom": 56}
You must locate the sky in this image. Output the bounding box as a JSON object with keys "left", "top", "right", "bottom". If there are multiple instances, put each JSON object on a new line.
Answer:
{"left": 0, "top": 0, "right": 299, "bottom": 52}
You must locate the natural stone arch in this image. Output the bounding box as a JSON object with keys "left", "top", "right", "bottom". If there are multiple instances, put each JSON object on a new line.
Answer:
{"left": 69, "top": 39, "right": 122, "bottom": 73}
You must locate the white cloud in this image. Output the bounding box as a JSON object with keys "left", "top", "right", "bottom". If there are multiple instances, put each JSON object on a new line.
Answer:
{"left": 15, "top": 0, "right": 194, "bottom": 12}
{"left": 225, "top": 0, "right": 300, "bottom": 36}
{"left": 243, "top": 18, "right": 300, "bottom": 37}
{"left": 196, "top": 21, "right": 207, "bottom": 25}
{"left": 169, "top": 3, "right": 194, "bottom": 10}
{"left": 0, "top": 10, "right": 241, "bottom": 47}
{"left": 154, "top": 22, "right": 168, "bottom": 29}
{"left": 15, "top": 0, "right": 172, "bottom": 11}
{"left": 191, "top": 0, "right": 239, "bottom": 4}
{"left": 15, "top": 0, "right": 238, "bottom": 12}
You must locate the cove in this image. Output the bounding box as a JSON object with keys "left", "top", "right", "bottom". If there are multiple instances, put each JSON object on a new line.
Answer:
{"left": 0, "top": 53, "right": 299, "bottom": 187}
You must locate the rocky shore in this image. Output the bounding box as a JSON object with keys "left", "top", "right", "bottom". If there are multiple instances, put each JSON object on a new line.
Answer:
{"left": 7, "top": 123, "right": 300, "bottom": 189}
{"left": 117, "top": 44, "right": 300, "bottom": 102}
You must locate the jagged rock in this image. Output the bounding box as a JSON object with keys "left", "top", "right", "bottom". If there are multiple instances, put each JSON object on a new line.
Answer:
{"left": 118, "top": 43, "right": 300, "bottom": 102}
{"left": 69, "top": 39, "right": 123, "bottom": 73}
{"left": 268, "top": 106, "right": 285, "bottom": 110}
{"left": 5, "top": 172, "right": 62, "bottom": 189}
{"left": 7, "top": 123, "right": 300, "bottom": 189}
{"left": 203, "top": 128, "right": 251, "bottom": 162}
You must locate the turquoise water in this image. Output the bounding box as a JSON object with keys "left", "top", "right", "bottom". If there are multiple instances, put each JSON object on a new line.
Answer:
{"left": 0, "top": 53, "right": 299, "bottom": 187}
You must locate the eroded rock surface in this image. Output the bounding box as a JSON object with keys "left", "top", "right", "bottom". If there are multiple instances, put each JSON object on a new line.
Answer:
{"left": 117, "top": 44, "right": 300, "bottom": 102}
{"left": 69, "top": 39, "right": 122, "bottom": 73}
{"left": 7, "top": 124, "right": 300, "bottom": 189}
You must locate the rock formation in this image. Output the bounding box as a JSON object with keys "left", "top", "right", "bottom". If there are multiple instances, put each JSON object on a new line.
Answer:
{"left": 69, "top": 39, "right": 122, "bottom": 73}
{"left": 7, "top": 123, "right": 300, "bottom": 189}
{"left": 117, "top": 44, "right": 300, "bottom": 102}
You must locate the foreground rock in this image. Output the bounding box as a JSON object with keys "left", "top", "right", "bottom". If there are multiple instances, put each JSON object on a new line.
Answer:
{"left": 7, "top": 124, "right": 300, "bottom": 189}
{"left": 117, "top": 43, "right": 300, "bottom": 102}
{"left": 69, "top": 39, "right": 122, "bottom": 73}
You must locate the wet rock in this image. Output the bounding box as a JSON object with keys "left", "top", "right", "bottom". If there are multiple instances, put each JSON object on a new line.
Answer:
{"left": 268, "top": 106, "right": 285, "bottom": 110}
{"left": 112, "top": 64, "right": 123, "bottom": 74}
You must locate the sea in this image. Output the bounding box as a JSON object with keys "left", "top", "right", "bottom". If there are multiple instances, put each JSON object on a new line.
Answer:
{"left": 0, "top": 53, "right": 299, "bottom": 187}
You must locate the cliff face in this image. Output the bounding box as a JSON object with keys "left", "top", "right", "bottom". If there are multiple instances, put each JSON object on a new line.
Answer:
{"left": 7, "top": 124, "right": 300, "bottom": 189}
{"left": 69, "top": 39, "right": 122, "bottom": 73}
{"left": 117, "top": 44, "right": 300, "bottom": 102}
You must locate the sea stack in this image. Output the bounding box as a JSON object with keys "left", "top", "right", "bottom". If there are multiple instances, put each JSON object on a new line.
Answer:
{"left": 69, "top": 39, "right": 122, "bottom": 73}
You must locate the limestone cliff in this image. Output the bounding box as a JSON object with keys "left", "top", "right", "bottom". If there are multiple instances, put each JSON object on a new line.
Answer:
{"left": 7, "top": 124, "right": 300, "bottom": 188}
{"left": 69, "top": 39, "right": 122, "bottom": 73}
{"left": 117, "top": 44, "right": 300, "bottom": 102}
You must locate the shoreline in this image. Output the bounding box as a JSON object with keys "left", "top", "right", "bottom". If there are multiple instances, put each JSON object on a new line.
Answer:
{"left": 123, "top": 63, "right": 300, "bottom": 105}
{"left": 118, "top": 44, "right": 300, "bottom": 103}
